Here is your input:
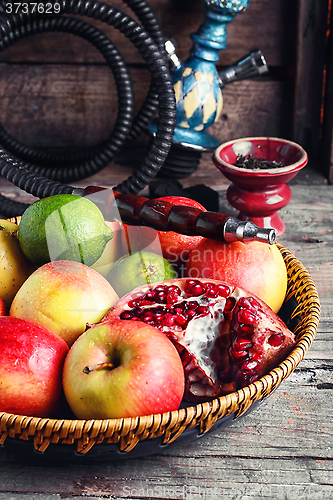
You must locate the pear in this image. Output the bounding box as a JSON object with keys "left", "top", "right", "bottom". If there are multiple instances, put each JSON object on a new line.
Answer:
{"left": 0, "top": 219, "right": 35, "bottom": 309}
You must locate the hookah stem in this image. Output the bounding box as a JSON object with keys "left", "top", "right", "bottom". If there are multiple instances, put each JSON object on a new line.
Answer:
{"left": 81, "top": 186, "right": 276, "bottom": 245}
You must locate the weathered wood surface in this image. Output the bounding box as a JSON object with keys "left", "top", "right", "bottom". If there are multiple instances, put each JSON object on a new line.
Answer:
{"left": 0, "top": 0, "right": 298, "bottom": 165}
{"left": 0, "top": 0, "right": 297, "bottom": 67}
{"left": 0, "top": 1, "right": 332, "bottom": 496}
{"left": 321, "top": 1, "right": 333, "bottom": 184}
{"left": 0, "top": 63, "right": 290, "bottom": 148}
{"left": 0, "top": 0, "right": 330, "bottom": 179}
{"left": 0, "top": 164, "right": 332, "bottom": 500}
{"left": 293, "top": 0, "right": 329, "bottom": 158}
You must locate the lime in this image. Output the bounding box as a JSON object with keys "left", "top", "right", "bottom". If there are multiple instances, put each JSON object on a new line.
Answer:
{"left": 18, "top": 194, "right": 113, "bottom": 266}
{"left": 107, "top": 251, "right": 177, "bottom": 297}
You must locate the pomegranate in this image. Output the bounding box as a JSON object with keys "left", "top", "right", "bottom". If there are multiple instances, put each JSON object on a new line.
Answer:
{"left": 155, "top": 196, "right": 207, "bottom": 269}
{"left": 185, "top": 240, "right": 288, "bottom": 313}
{"left": 103, "top": 278, "right": 295, "bottom": 402}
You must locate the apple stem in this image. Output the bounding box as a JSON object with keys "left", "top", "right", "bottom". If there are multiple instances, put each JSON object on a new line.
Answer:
{"left": 83, "top": 362, "right": 114, "bottom": 374}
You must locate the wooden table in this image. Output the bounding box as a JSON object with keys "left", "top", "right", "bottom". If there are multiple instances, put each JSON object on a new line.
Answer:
{"left": 0, "top": 154, "right": 332, "bottom": 499}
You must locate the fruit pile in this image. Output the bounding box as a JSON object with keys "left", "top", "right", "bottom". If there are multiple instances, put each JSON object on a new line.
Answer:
{"left": 0, "top": 193, "right": 295, "bottom": 421}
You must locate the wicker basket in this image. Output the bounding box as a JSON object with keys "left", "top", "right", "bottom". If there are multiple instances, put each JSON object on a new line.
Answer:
{"left": 0, "top": 242, "right": 320, "bottom": 460}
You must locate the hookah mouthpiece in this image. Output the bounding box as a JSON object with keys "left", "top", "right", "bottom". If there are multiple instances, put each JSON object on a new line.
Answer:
{"left": 223, "top": 218, "right": 276, "bottom": 245}
{"left": 76, "top": 186, "right": 276, "bottom": 245}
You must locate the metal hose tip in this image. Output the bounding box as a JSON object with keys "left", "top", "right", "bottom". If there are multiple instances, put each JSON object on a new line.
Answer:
{"left": 224, "top": 219, "right": 276, "bottom": 245}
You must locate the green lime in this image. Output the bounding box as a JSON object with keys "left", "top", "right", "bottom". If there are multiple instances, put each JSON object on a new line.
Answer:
{"left": 18, "top": 194, "right": 113, "bottom": 266}
{"left": 107, "top": 251, "right": 177, "bottom": 297}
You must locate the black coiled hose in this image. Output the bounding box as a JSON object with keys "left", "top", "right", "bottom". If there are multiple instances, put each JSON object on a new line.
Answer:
{"left": 0, "top": 0, "right": 176, "bottom": 216}
{"left": 0, "top": 15, "right": 135, "bottom": 172}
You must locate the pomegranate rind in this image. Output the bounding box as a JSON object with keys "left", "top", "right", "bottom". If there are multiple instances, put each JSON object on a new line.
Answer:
{"left": 103, "top": 278, "right": 295, "bottom": 403}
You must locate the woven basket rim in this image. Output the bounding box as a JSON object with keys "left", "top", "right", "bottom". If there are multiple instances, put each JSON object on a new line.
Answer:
{"left": 0, "top": 241, "right": 321, "bottom": 454}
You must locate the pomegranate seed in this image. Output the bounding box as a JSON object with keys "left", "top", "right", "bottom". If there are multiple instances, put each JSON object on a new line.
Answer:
{"left": 145, "top": 290, "right": 157, "bottom": 300}
{"left": 268, "top": 332, "right": 285, "bottom": 347}
{"left": 204, "top": 283, "right": 230, "bottom": 298}
{"left": 239, "top": 324, "right": 254, "bottom": 336}
{"left": 167, "top": 290, "right": 181, "bottom": 304}
{"left": 187, "top": 309, "right": 197, "bottom": 319}
{"left": 224, "top": 297, "right": 236, "bottom": 312}
{"left": 175, "top": 313, "right": 187, "bottom": 327}
{"left": 128, "top": 298, "right": 143, "bottom": 307}
{"left": 204, "top": 283, "right": 218, "bottom": 298}
{"left": 229, "top": 347, "right": 249, "bottom": 361}
{"left": 231, "top": 320, "right": 248, "bottom": 337}
{"left": 248, "top": 351, "right": 261, "bottom": 361}
{"left": 232, "top": 338, "right": 253, "bottom": 351}
{"left": 167, "top": 285, "right": 181, "bottom": 294}
{"left": 166, "top": 313, "right": 177, "bottom": 327}
{"left": 216, "top": 284, "right": 230, "bottom": 298}
{"left": 141, "top": 311, "right": 154, "bottom": 322}
{"left": 119, "top": 311, "right": 134, "bottom": 320}
{"left": 196, "top": 305, "right": 210, "bottom": 316}
{"left": 126, "top": 315, "right": 140, "bottom": 321}
{"left": 241, "top": 360, "right": 259, "bottom": 372}
{"left": 128, "top": 307, "right": 142, "bottom": 319}
{"left": 237, "top": 308, "right": 257, "bottom": 325}
{"left": 155, "top": 284, "right": 167, "bottom": 290}
{"left": 238, "top": 296, "right": 260, "bottom": 312}
{"left": 184, "top": 280, "right": 206, "bottom": 296}
{"left": 154, "top": 290, "right": 167, "bottom": 303}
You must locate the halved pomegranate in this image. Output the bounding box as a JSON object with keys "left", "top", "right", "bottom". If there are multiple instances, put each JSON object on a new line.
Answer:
{"left": 103, "top": 278, "right": 295, "bottom": 402}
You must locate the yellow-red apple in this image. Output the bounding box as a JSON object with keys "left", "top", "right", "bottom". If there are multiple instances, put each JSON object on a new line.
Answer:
{"left": 62, "top": 319, "right": 185, "bottom": 419}
{"left": 9, "top": 260, "right": 119, "bottom": 346}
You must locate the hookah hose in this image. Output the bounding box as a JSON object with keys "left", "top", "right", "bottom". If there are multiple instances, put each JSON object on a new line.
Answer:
{"left": 0, "top": 0, "right": 175, "bottom": 215}
{"left": 0, "top": 1, "right": 276, "bottom": 244}
{"left": 0, "top": 15, "right": 135, "bottom": 174}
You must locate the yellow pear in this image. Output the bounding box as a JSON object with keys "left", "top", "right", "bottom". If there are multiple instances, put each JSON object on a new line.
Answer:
{"left": 0, "top": 219, "right": 36, "bottom": 309}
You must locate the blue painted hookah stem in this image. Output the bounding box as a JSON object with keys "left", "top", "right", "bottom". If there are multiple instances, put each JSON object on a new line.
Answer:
{"left": 171, "top": 0, "right": 251, "bottom": 151}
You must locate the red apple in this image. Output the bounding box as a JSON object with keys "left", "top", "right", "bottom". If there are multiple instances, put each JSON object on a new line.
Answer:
{"left": 0, "top": 297, "right": 6, "bottom": 316}
{"left": 0, "top": 316, "right": 69, "bottom": 417}
{"left": 9, "top": 260, "right": 119, "bottom": 346}
{"left": 155, "top": 196, "right": 207, "bottom": 269}
{"left": 62, "top": 319, "right": 185, "bottom": 419}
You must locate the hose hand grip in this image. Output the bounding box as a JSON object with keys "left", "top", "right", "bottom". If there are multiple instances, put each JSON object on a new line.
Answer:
{"left": 79, "top": 185, "right": 276, "bottom": 244}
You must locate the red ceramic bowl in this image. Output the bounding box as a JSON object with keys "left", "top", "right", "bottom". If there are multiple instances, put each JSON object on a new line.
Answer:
{"left": 213, "top": 137, "right": 308, "bottom": 234}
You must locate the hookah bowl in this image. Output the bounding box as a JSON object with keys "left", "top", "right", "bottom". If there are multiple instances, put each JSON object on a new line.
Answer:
{"left": 213, "top": 137, "right": 308, "bottom": 235}
{"left": 150, "top": 0, "right": 268, "bottom": 178}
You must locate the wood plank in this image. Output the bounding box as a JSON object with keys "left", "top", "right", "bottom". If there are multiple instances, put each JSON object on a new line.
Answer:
{"left": 0, "top": 195, "right": 330, "bottom": 496}
{"left": 293, "top": 0, "right": 329, "bottom": 159}
{"left": 321, "top": 2, "right": 333, "bottom": 183}
{"left": 0, "top": 155, "right": 331, "bottom": 497}
{"left": 0, "top": 0, "right": 298, "bottom": 67}
{"left": 0, "top": 64, "right": 289, "bottom": 148}
{"left": 0, "top": 64, "right": 121, "bottom": 148}
{"left": 0, "top": 363, "right": 332, "bottom": 497}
